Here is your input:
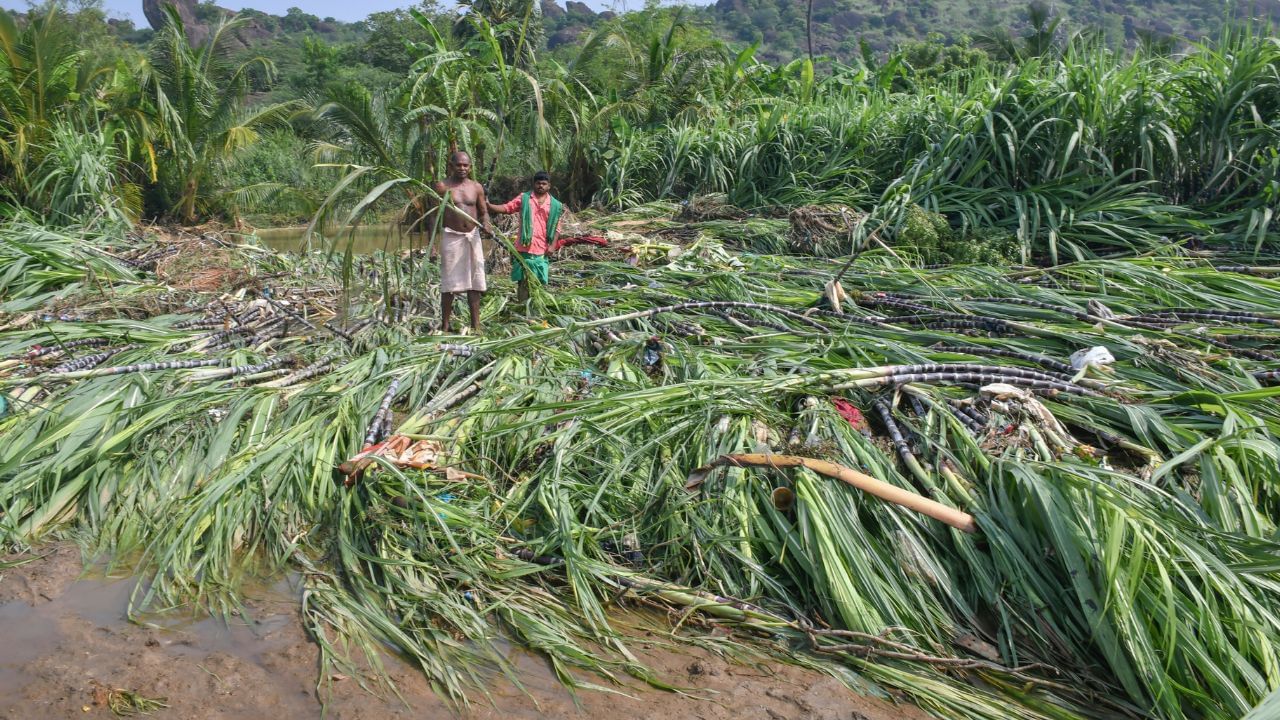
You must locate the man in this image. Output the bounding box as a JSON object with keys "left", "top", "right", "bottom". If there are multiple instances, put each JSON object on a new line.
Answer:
{"left": 488, "top": 171, "right": 564, "bottom": 305}
{"left": 431, "top": 151, "right": 491, "bottom": 334}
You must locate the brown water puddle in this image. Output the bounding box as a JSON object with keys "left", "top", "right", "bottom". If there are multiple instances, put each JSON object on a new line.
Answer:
{"left": 255, "top": 225, "right": 427, "bottom": 255}
{"left": 0, "top": 545, "right": 930, "bottom": 720}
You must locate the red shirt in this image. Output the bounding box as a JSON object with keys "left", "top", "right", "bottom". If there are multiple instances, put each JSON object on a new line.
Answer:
{"left": 499, "top": 193, "right": 552, "bottom": 255}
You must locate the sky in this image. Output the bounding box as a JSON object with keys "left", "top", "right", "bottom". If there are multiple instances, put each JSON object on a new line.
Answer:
{"left": 0, "top": 0, "right": 643, "bottom": 24}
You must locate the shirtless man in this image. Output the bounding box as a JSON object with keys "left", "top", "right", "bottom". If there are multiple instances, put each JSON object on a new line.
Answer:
{"left": 430, "top": 151, "right": 492, "bottom": 334}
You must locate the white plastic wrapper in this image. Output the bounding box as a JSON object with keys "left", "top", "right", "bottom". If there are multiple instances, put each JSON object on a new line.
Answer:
{"left": 1069, "top": 346, "right": 1115, "bottom": 370}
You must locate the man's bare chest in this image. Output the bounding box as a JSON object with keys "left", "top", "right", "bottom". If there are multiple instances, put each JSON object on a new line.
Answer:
{"left": 444, "top": 184, "right": 479, "bottom": 206}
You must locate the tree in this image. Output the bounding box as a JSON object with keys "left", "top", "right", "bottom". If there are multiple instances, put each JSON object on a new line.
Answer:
{"left": 974, "top": 0, "right": 1064, "bottom": 61}
{"left": 357, "top": 2, "right": 443, "bottom": 74}
{"left": 453, "top": 0, "right": 544, "bottom": 67}
{"left": 147, "top": 7, "right": 301, "bottom": 222}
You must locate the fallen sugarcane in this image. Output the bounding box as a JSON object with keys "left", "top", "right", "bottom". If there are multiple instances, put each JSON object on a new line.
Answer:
{"left": 41, "top": 357, "right": 224, "bottom": 380}
{"left": 5, "top": 220, "right": 1280, "bottom": 720}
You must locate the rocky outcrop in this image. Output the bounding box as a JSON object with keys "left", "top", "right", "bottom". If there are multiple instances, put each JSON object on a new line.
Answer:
{"left": 549, "top": 26, "right": 586, "bottom": 48}
{"left": 831, "top": 10, "right": 866, "bottom": 31}
{"left": 540, "top": 0, "right": 566, "bottom": 20}
{"left": 143, "top": 0, "right": 206, "bottom": 43}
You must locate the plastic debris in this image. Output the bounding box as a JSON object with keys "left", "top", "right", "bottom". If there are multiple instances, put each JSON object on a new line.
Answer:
{"left": 1069, "top": 346, "right": 1116, "bottom": 370}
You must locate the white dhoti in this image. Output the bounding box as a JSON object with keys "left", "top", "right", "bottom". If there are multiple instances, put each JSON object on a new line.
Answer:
{"left": 439, "top": 227, "right": 487, "bottom": 293}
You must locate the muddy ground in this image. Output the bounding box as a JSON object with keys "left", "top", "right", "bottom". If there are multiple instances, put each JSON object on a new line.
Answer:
{"left": 0, "top": 544, "right": 930, "bottom": 720}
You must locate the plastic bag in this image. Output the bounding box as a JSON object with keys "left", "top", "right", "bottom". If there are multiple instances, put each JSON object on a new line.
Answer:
{"left": 1069, "top": 346, "right": 1115, "bottom": 370}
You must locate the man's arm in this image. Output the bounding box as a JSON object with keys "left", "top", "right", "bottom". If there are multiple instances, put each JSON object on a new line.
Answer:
{"left": 487, "top": 197, "right": 521, "bottom": 215}
{"left": 425, "top": 181, "right": 448, "bottom": 228}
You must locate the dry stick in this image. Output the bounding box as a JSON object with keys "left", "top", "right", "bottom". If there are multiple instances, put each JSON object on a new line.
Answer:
{"left": 708, "top": 453, "right": 977, "bottom": 533}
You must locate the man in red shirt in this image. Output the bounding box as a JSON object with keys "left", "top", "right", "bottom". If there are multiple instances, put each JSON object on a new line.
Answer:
{"left": 487, "top": 171, "right": 564, "bottom": 304}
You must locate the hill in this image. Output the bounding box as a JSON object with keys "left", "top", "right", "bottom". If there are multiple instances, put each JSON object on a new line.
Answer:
{"left": 118, "top": 0, "right": 1280, "bottom": 68}
{"left": 697, "top": 0, "right": 1280, "bottom": 59}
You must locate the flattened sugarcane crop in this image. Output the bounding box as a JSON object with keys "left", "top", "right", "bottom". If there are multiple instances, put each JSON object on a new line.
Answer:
{"left": 3, "top": 216, "right": 1280, "bottom": 720}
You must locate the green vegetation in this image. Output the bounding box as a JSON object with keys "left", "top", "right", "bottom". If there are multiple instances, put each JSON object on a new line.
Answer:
{"left": 4, "top": 214, "right": 1280, "bottom": 719}
{"left": 3, "top": 2, "right": 1280, "bottom": 720}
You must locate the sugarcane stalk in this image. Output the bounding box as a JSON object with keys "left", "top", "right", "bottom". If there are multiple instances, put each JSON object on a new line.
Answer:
{"left": 706, "top": 453, "right": 978, "bottom": 533}
{"left": 171, "top": 317, "right": 225, "bottom": 330}
{"left": 237, "top": 368, "right": 292, "bottom": 383}
{"left": 1135, "top": 309, "right": 1280, "bottom": 326}
{"left": 267, "top": 296, "right": 353, "bottom": 344}
{"left": 1199, "top": 336, "right": 1277, "bottom": 360}
{"left": 47, "top": 358, "right": 224, "bottom": 380}
{"left": 948, "top": 405, "right": 985, "bottom": 434}
{"left": 874, "top": 398, "right": 937, "bottom": 493}
{"left": 261, "top": 354, "right": 337, "bottom": 388}
{"left": 858, "top": 363, "right": 1081, "bottom": 386}
{"left": 828, "top": 371, "right": 1099, "bottom": 396}
{"left": 1212, "top": 265, "right": 1280, "bottom": 275}
{"left": 23, "top": 337, "right": 111, "bottom": 359}
{"left": 580, "top": 300, "right": 830, "bottom": 332}
{"left": 187, "top": 355, "right": 290, "bottom": 381}
{"left": 717, "top": 309, "right": 800, "bottom": 335}
{"left": 365, "top": 375, "right": 404, "bottom": 445}
{"left": 931, "top": 345, "right": 1075, "bottom": 375}
{"left": 48, "top": 345, "right": 136, "bottom": 374}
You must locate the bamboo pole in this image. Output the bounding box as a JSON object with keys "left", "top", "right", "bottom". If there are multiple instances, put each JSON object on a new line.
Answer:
{"left": 707, "top": 453, "right": 978, "bottom": 534}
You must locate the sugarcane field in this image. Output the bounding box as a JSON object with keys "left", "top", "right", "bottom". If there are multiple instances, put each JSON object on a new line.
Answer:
{"left": 3, "top": 2, "right": 1280, "bottom": 719}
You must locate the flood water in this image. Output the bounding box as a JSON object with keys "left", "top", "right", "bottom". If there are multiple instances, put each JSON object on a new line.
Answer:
{"left": 255, "top": 224, "right": 430, "bottom": 254}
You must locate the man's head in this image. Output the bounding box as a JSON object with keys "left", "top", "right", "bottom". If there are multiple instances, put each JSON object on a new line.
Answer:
{"left": 447, "top": 152, "right": 471, "bottom": 180}
{"left": 532, "top": 170, "right": 551, "bottom": 197}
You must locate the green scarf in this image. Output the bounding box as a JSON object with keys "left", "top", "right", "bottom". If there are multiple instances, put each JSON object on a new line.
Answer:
{"left": 519, "top": 191, "right": 564, "bottom": 252}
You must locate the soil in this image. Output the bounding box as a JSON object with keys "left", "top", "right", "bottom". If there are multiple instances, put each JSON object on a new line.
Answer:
{"left": 0, "top": 544, "right": 932, "bottom": 720}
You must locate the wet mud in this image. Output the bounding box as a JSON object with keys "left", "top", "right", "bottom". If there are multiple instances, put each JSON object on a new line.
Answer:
{"left": 0, "top": 544, "right": 930, "bottom": 720}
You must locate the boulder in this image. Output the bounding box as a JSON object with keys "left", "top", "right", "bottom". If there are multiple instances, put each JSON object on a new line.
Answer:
{"left": 143, "top": 0, "right": 206, "bottom": 43}
{"left": 540, "top": 0, "right": 566, "bottom": 19}
{"left": 549, "top": 26, "right": 585, "bottom": 48}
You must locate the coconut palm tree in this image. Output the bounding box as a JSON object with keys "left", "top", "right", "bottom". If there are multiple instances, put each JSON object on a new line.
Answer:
{"left": 0, "top": 5, "right": 86, "bottom": 196}
{"left": 146, "top": 6, "right": 302, "bottom": 222}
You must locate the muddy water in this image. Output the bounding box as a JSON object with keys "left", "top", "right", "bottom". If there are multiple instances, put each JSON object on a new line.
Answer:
{"left": 0, "top": 545, "right": 930, "bottom": 720}
{"left": 255, "top": 225, "right": 429, "bottom": 255}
